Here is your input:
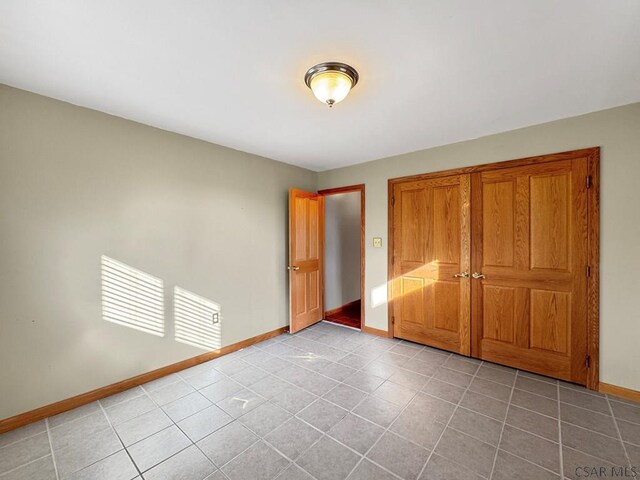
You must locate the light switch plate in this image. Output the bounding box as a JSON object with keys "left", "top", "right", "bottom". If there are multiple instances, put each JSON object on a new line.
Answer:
{"left": 373, "top": 237, "right": 383, "bottom": 248}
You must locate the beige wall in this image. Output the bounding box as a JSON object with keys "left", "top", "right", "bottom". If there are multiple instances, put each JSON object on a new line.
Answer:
{"left": 324, "top": 192, "right": 361, "bottom": 311}
{"left": 1, "top": 83, "right": 639, "bottom": 419}
{"left": 318, "top": 103, "right": 640, "bottom": 392}
{"left": 0, "top": 85, "right": 316, "bottom": 419}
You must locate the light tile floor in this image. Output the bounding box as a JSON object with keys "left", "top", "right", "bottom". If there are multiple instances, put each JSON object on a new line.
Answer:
{"left": 1, "top": 321, "right": 639, "bottom": 480}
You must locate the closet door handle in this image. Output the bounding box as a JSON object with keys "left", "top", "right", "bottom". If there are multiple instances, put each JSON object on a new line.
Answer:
{"left": 453, "top": 272, "right": 469, "bottom": 278}
{"left": 288, "top": 265, "right": 300, "bottom": 271}
{"left": 472, "top": 272, "right": 486, "bottom": 279}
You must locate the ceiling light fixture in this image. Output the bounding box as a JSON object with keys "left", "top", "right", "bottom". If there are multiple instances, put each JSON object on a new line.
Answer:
{"left": 304, "top": 62, "right": 359, "bottom": 108}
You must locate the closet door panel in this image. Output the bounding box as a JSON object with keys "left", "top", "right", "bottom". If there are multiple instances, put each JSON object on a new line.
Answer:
{"left": 391, "top": 175, "right": 471, "bottom": 355}
{"left": 472, "top": 157, "right": 589, "bottom": 384}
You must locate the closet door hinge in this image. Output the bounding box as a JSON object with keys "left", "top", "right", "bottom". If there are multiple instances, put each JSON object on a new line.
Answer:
{"left": 586, "top": 265, "right": 591, "bottom": 277}
{"left": 585, "top": 355, "right": 591, "bottom": 368}
{"left": 391, "top": 196, "right": 395, "bottom": 206}
{"left": 392, "top": 316, "right": 395, "bottom": 325}
{"left": 586, "top": 176, "right": 592, "bottom": 189}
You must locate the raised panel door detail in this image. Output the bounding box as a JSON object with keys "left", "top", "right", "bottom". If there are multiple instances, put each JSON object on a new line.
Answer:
{"left": 308, "top": 270, "right": 319, "bottom": 311}
{"left": 530, "top": 174, "right": 569, "bottom": 270}
{"left": 400, "top": 189, "right": 427, "bottom": 263}
{"left": 482, "top": 286, "right": 515, "bottom": 343}
{"left": 401, "top": 276, "right": 426, "bottom": 327}
{"left": 483, "top": 181, "right": 515, "bottom": 267}
{"left": 294, "top": 197, "right": 307, "bottom": 261}
{"left": 294, "top": 271, "right": 306, "bottom": 315}
{"left": 308, "top": 199, "right": 319, "bottom": 259}
{"left": 434, "top": 186, "right": 460, "bottom": 264}
{"left": 530, "top": 289, "right": 569, "bottom": 354}
{"left": 434, "top": 281, "right": 460, "bottom": 332}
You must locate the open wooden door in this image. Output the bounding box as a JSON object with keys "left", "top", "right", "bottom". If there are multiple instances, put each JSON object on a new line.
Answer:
{"left": 390, "top": 174, "right": 471, "bottom": 355}
{"left": 471, "top": 156, "right": 589, "bottom": 384}
{"left": 289, "top": 189, "right": 324, "bottom": 333}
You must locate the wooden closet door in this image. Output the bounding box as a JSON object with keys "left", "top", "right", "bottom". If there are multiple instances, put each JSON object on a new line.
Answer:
{"left": 391, "top": 174, "right": 471, "bottom": 355}
{"left": 471, "top": 157, "right": 589, "bottom": 384}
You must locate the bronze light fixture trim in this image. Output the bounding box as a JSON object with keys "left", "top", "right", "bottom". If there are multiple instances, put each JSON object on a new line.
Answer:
{"left": 304, "top": 62, "right": 359, "bottom": 107}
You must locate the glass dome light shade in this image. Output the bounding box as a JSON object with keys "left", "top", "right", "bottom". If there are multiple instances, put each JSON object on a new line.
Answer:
{"left": 309, "top": 71, "right": 353, "bottom": 107}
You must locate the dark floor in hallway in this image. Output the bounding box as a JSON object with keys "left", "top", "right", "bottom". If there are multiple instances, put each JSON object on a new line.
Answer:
{"left": 324, "top": 301, "right": 361, "bottom": 329}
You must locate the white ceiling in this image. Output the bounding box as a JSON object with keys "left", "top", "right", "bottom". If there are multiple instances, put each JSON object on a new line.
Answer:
{"left": 1, "top": 1, "right": 639, "bottom": 171}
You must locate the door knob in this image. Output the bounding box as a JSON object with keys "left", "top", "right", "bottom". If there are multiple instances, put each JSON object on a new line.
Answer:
{"left": 288, "top": 265, "right": 300, "bottom": 271}
{"left": 472, "top": 272, "right": 486, "bottom": 279}
{"left": 453, "top": 272, "right": 469, "bottom": 278}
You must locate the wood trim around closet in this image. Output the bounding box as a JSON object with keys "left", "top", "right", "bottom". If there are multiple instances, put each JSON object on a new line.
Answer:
{"left": 587, "top": 148, "right": 600, "bottom": 390}
{"left": 0, "top": 326, "right": 288, "bottom": 434}
{"left": 319, "top": 184, "right": 366, "bottom": 330}
{"left": 387, "top": 147, "right": 601, "bottom": 389}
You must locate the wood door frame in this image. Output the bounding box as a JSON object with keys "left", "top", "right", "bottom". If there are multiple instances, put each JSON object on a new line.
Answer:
{"left": 318, "top": 184, "right": 366, "bottom": 329}
{"left": 387, "top": 147, "right": 600, "bottom": 389}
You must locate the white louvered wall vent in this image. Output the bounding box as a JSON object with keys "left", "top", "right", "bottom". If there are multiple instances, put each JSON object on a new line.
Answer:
{"left": 174, "top": 287, "right": 222, "bottom": 350}
{"left": 101, "top": 255, "right": 165, "bottom": 336}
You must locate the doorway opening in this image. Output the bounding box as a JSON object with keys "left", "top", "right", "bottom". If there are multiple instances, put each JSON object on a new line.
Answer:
{"left": 319, "top": 185, "right": 365, "bottom": 330}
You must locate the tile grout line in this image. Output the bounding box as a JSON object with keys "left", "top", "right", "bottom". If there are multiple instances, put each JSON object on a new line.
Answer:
{"left": 335, "top": 368, "right": 425, "bottom": 480}
{"left": 0, "top": 453, "right": 53, "bottom": 477}
{"left": 270, "top": 410, "right": 405, "bottom": 480}
{"left": 0, "top": 428, "right": 48, "bottom": 452}
{"left": 208, "top": 410, "right": 316, "bottom": 480}
{"left": 40, "top": 413, "right": 143, "bottom": 479}
{"left": 558, "top": 417, "right": 640, "bottom": 455}
{"left": 98, "top": 399, "right": 143, "bottom": 478}
{"left": 445, "top": 421, "right": 540, "bottom": 448}
{"left": 562, "top": 444, "right": 634, "bottom": 472}
{"left": 260, "top": 430, "right": 323, "bottom": 480}
{"left": 203, "top": 394, "right": 321, "bottom": 479}
{"left": 151, "top": 386, "right": 234, "bottom": 479}
{"left": 265, "top": 356, "right": 444, "bottom": 455}
{"left": 193, "top": 417, "right": 260, "bottom": 479}
{"left": 9, "top": 326, "right": 637, "bottom": 480}
{"left": 138, "top": 384, "right": 228, "bottom": 479}
{"left": 248, "top": 354, "right": 414, "bottom": 478}
{"left": 415, "top": 359, "right": 487, "bottom": 480}
{"left": 284, "top": 393, "right": 420, "bottom": 478}
{"left": 42, "top": 422, "right": 117, "bottom": 477}
{"left": 0, "top": 353, "right": 600, "bottom": 478}
{"left": 129, "top": 330, "right": 613, "bottom": 477}
{"left": 492, "top": 448, "right": 565, "bottom": 479}
{"left": 557, "top": 380, "right": 565, "bottom": 480}
{"left": 605, "top": 394, "right": 633, "bottom": 469}
{"left": 422, "top": 372, "right": 637, "bottom": 436}
{"left": 488, "top": 369, "right": 518, "bottom": 480}
{"left": 556, "top": 428, "right": 637, "bottom": 473}
{"left": 195, "top": 387, "right": 392, "bottom": 480}
{"left": 245, "top": 331, "right": 427, "bottom": 479}
{"left": 474, "top": 407, "right": 567, "bottom": 477}
{"left": 81, "top": 330, "right": 386, "bottom": 480}
{"left": 265, "top": 333, "right": 553, "bottom": 422}
{"left": 45, "top": 418, "right": 60, "bottom": 480}
{"left": 263, "top": 380, "right": 422, "bottom": 479}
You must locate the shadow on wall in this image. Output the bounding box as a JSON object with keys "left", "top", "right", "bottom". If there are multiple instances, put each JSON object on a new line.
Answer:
{"left": 100, "top": 255, "right": 221, "bottom": 350}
